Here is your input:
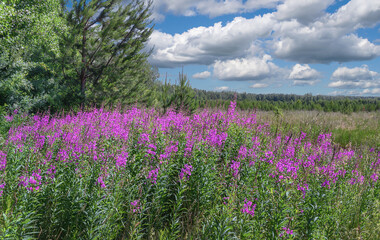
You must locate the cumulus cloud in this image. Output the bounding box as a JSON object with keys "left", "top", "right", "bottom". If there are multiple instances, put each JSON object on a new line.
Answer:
{"left": 148, "top": 15, "right": 275, "bottom": 67}
{"left": 329, "top": 89, "right": 380, "bottom": 96}
{"left": 328, "top": 80, "right": 380, "bottom": 89}
{"left": 288, "top": 64, "right": 320, "bottom": 86}
{"left": 215, "top": 86, "right": 230, "bottom": 91}
{"left": 331, "top": 65, "right": 378, "bottom": 81}
{"left": 213, "top": 55, "right": 282, "bottom": 81}
{"left": 328, "top": 65, "right": 380, "bottom": 89}
{"left": 275, "top": 0, "right": 334, "bottom": 24}
{"left": 363, "top": 88, "right": 380, "bottom": 94}
{"left": 148, "top": 0, "right": 280, "bottom": 20}
{"left": 270, "top": 0, "right": 380, "bottom": 62}
{"left": 271, "top": 29, "right": 380, "bottom": 63}
{"left": 250, "top": 83, "right": 269, "bottom": 88}
{"left": 147, "top": 0, "right": 380, "bottom": 83}
{"left": 325, "top": 0, "right": 380, "bottom": 30}
{"left": 192, "top": 71, "right": 211, "bottom": 79}
{"left": 289, "top": 64, "right": 320, "bottom": 80}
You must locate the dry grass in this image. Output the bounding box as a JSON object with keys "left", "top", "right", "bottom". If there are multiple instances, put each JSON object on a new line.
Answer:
{"left": 252, "top": 110, "right": 380, "bottom": 147}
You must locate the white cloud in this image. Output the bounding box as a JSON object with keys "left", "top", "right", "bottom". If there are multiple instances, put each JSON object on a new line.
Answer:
{"left": 331, "top": 65, "right": 378, "bottom": 81}
{"left": 292, "top": 80, "right": 319, "bottom": 86}
{"left": 275, "top": 0, "right": 334, "bottom": 24}
{"left": 215, "top": 86, "right": 230, "bottom": 91}
{"left": 328, "top": 80, "right": 380, "bottom": 89}
{"left": 329, "top": 65, "right": 380, "bottom": 89}
{"left": 328, "top": 90, "right": 344, "bottom": 96}
{"left": 213, "top": 55, "right": 282, "bottom": 81}
{"left": 289, "top": 64, "right": 320, "bottom": 80}
{"left": 271, "top": 0, "right": 380, "bottom": 62}
{"left": 148, "top": 0, "right": 281, "bottom": 20}
{"left": 192, "top": 71, "right": 211, "bottom": 79}
{"left": 148, "top": 15, "right": 275, "bottom": 67}
{"left": 271, "top": 29, "right": 380, "bottom": 63}
{"left": 325, "top": 0, "right": 380, "bottom": 30}
{"left": 250, "top": 83, "right": 269, "bottom": 88}
{"left": 288, "top": 64, "right": 320, "bottom": 86}
{"left": 363, "top": 88, "right": 380, "bottom": 95}
{"left": 148, "top": 0, "right": 380, "bottom": 73}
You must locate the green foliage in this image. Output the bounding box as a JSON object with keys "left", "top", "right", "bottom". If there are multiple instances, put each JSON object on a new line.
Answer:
{"left": 194, "top": 90, "right": 380, "bottom": 114}
{"left": 61, "top": 0, "right": 155, "bottom": 106}
{"left": 172, "top": 72, "right": 196, "bottom": 115}
{"left": 0, "top": 0, "right": 67, "bottom": 113}
{"left": 332, "top": 128, "right": 380, "bottom": 148}
{"left": 159, "top": 75, "right": 175, "bottom": 115}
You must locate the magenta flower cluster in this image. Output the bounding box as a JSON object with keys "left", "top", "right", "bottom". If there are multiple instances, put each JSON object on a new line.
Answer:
{"left": 0, "top": 100, "right": 378, "bottom": 237}
{"left": 179, "top": 164, "right": 193, "bottom": 181}
{"left": 241, "top": 199, "right": 256, "bottom": 216}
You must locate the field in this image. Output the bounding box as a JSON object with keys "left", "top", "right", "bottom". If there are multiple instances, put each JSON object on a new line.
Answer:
{"left": 0, "top": 103, "right": 379, "bottom": 239}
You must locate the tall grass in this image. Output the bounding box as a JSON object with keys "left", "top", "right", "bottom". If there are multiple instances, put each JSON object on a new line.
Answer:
{"left": 0, "top": 103, "right": 379, "bottom": 239}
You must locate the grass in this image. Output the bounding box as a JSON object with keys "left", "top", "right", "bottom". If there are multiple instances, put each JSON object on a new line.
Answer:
{"left": 255, "top": 110, "right": 380, "bottom": 148}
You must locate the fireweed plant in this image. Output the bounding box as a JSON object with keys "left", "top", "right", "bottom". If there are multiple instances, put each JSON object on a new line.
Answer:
{"left": 0, "top": 102, "right": 379, "bottom": 239}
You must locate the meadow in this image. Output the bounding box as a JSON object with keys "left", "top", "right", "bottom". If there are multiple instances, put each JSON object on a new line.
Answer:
{"left": 0, "top": 102, "right": 379, "bottom": 239}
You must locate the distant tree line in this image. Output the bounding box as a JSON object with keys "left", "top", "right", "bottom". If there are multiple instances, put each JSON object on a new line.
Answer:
{"left": 193, "top": 90, "right": 380, "bottom": 114}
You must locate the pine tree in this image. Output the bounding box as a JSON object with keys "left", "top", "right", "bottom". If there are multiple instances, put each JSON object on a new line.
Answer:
{"left": 60, "top": 0, "right": 154, "bottom": 105}
{"left": 160, "top": 73, "right": 175, "bottom": 115}
{"left": 172, "top": 71, "right": 196, "bottom": 115}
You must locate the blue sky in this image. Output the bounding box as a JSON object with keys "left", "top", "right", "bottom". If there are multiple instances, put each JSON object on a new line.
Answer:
{"left": 145, "top": 0, "right": 380, "bottom": 96}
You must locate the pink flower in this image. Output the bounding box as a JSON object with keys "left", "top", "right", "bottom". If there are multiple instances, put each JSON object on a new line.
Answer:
{"left": 241, "top": 199, "right": 256, "bottom": 217}
{"left": 179, "top": 164, "right": 193, "bottom": 181}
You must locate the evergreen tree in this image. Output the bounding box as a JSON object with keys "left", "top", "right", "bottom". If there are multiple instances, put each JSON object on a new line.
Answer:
{"left": 60, "top": 0, "right": 154, "bottom": 105}
{"left": 160, "top": 74, "right": 175, "bottom": 115}
{"left": 172, "top": 71, "right": 196, "bottom": 115}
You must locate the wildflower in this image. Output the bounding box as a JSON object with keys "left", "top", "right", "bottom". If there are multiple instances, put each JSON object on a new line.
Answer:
{"left": 370, "top": 173, "right": 378, "bottom": 182}
{"left": 230, "top": 161, "right": 240, "bottom": 177}
{"left": 0, "top": 151, "right": 6, "bottom": 171}
{"left": 116, "top": 152, "right": 128, "bottom": 167}
{"left": 97, "top": 176, "right": 106, "bottom": 188}
{"left": 238, "top": 146, "right": 247, "bottom": 160}
{"left": 179, "top": 164, "right": 193, "bottom": 181}
{"left": 147, "top": 167, "right": 159, "bottom": 184}
{"left": 131, "top": 200, "right": 140, "bottom": 213}
{"left": 0, "top": 183, "right": 5, "bottom": 197}
{"left": 241, "top": 199, "right": 256, "bottom": 216}
{"left": 297, "top": 183, "right": 309, "bottom": 198}
{"left": 279, "top": 227, "right": 294, "bottom": 237}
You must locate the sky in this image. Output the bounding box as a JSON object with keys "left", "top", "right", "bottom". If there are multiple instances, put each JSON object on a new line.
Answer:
{"left": 143, "top": 0, "right": 380, "bottom": 96}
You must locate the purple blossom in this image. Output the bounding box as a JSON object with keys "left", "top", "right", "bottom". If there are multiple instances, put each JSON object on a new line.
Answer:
{"left": 241, "top": 199, "right": 256, "bottom": 216}
{"left": 179, "top": 164, "right": 193, "bottom": 181}
{"left": 131, "top": 200, "right": 140, "bottom": 213}
{"left": 230, "top": 161, "right": 240, "bottom": 177}
{"left": 116, "top": 152, "right": 128, "bottom": 167}
{"left": 147, "top": 167, "right": 159, "bottom": 184}
{"left": 280, "top": 227, "right": 294, "bottom": 237}
{"left": 0, "top": 183, "right": 5, "bottom": 197}
{"left": 97, "top": 176, "right": 106, "bottom": 188}
{"left": 0, "top": 151, "right": 6, "bottom": 171}
{"left": 371, "top": 173, "right": 378, "bottom": 182}
{"left": 297, "top": 183, "right": 309, "bottom": 198}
